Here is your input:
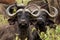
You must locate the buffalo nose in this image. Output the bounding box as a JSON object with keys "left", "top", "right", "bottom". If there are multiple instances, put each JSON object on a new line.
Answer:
{"left": 20, "top": 19, "right": 27, "bottom": 25}
{"left": 21, "top": 19, "right": 26, "bottom": 22}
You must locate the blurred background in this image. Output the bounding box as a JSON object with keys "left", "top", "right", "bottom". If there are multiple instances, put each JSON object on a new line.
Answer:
{"left": 0, "top": 0, "right": 60, "bottom": 40}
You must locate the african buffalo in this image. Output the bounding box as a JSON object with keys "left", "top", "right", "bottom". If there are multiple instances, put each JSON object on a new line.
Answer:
{"left": 27, "top": 2, "right": 58, "bottom": 33}
{"left": 0, "top": 3, "right": 42, "bottom": 40}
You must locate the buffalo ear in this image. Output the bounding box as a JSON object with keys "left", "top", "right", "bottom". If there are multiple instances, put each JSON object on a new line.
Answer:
{"left": 8, "top": 18, "right": 16, "bottom": 25}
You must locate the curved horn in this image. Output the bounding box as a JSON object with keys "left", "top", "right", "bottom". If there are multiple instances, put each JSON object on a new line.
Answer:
{"left": 16, "top": 9, "right": 23, "bottom": 13}
{"left": 40, "top": 6, "right": 58, "bottom": 17}
{"left": 25, "top": 4, "right": 41, "bottom": 17}
{"left": 6, "top": 4, "right": 16, "bottom": 16}
{"left": 24, "top": 9, "right": 31, "bottom": 13}
{"left": 16, "top": 9, "right": 31, "bottom": 14}
{"left": 31, "top": 9, "right": 41, "bottom": 17}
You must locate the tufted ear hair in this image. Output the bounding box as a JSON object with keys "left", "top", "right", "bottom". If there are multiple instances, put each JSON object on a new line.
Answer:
{"left": 8, "top": 17, "right": 16, "bottom": 25}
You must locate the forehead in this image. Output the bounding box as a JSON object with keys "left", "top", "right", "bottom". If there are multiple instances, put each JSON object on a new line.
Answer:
{"left": 27, "top": 4, "right": 40, "bottom": 12}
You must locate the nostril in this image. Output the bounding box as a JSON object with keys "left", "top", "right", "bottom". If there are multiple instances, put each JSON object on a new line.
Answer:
{"left": 20, "top": 19, "right": 27, "bottom": 25}
{"left": 21, "top": 19, "right": 26, "bottom": 22}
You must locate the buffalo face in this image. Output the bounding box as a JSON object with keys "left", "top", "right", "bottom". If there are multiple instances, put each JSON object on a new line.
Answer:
{"left": 35, "top": 11, "right": 48, "bottom": 33}
{"left": 16, "top": 9, "right": 31, "bottom": 28}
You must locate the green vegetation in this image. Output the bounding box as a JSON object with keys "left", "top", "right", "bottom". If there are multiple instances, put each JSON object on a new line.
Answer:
{"left": 40, "top": 25, "right": 60, "bottom": 40}
{"left": 0, "top": 15, "right": 8, "bottom": 26}
{"left": 16, "top": 0, "right": 31, "bottom": 5}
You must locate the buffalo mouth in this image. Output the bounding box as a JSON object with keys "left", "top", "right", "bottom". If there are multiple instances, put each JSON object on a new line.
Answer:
{"left": 20, "top": 22, "right": 27, "bottom": 25}
{"left": 18, "top": 23, "right": 29, "bottom": 29}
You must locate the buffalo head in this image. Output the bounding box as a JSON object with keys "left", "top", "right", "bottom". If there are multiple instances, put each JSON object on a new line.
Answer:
{"left": 6, "top": 4, "right": 32, "bottom": 29}
{"left": 26, "top": 4, "right": 58, "bottom": 32}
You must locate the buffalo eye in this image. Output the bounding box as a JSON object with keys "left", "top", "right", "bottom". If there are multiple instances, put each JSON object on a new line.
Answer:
{"left": 25, "top": 12, "right": 31, "bottom": 17}
{"left": 17, "top": 11, "right": 23, "bottom": 17}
